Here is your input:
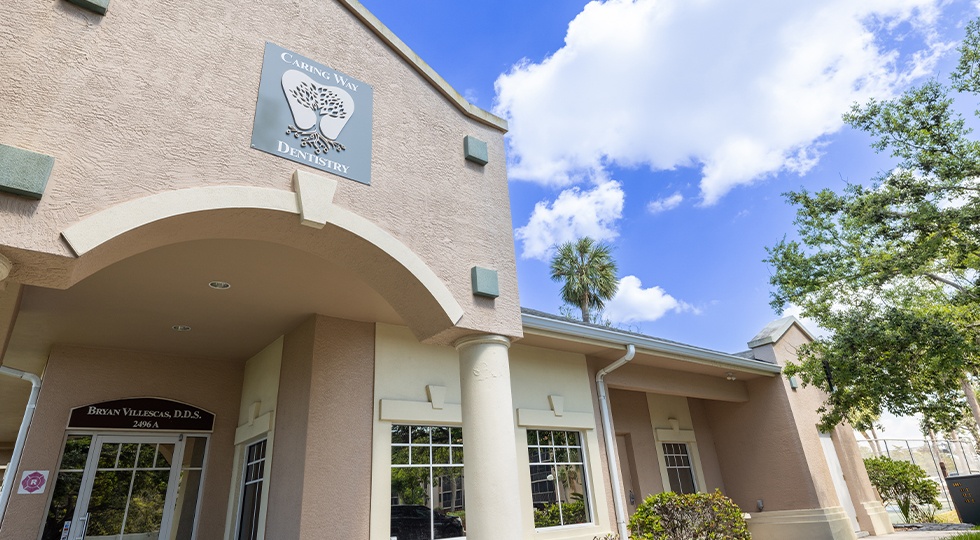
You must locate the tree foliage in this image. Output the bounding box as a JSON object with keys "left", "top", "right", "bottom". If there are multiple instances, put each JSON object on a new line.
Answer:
{"left": 550, "top": 237, "right": 619, "bottom": 324}
{"left": 766, "top": 18, "right": 980, "bottom": 431}
{"left": 627, "top": 490, "right": 750, "bottom": 540}
{"left": 864, "top": 456, "right": 941, "bottom": 523}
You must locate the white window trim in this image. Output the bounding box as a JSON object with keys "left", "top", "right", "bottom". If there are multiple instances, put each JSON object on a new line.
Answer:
{"left": 525, "top": 428, "right": 597, "bottom": 531}
{"left": 233, "top": 437, "right": 269, "bottom": 540}
{"left": 225, "top": 432, "right": 274, "bottom": 540}
{"left": 653, "top": 428, "right": 707, "bottom": 494}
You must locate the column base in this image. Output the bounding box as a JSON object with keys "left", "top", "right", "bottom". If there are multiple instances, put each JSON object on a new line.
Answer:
{"left": 747, "top": 507, "right": 859, "bottom": 540}
{"left": 859, "top": 501, "right": 894, "bottom": 536}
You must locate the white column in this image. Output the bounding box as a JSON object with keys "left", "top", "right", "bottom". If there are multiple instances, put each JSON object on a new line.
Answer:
{"left": 454, "top": 334, "right": 524, "bottom": 540}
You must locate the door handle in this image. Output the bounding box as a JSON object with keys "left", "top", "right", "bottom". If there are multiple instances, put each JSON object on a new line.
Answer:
{"left": 75, "top": 513, "right": 90, "bottom": 540}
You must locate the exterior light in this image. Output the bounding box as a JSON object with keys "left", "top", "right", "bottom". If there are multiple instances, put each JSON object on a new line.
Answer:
{"left": 172, "top": 325, "right": 192, "bottom": 332}
{"left": 725, "top": 372, "right": 736, "bottom": 381}
{"left": 208, "top": 281, "right": 231, "bottom": 290}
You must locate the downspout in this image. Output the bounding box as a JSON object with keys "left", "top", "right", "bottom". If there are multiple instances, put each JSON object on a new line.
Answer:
{"left": 0, "top": 365, "right": 41, "bottom": 526}
{"left": 596, "top": 343, "right": 634, "bottom": 540}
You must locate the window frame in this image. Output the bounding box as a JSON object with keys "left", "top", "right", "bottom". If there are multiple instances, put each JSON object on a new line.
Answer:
{"left": 653, "top": 429, "right": 707, "bottom": 495}
{"left": 234, "top": 437, "right": 269, "bottom": 540}
{"left": 389, "top": 424, "right": 466, "bottom": 540}
{"left": 526, "top": 428, "right": 595, "bottom": 530}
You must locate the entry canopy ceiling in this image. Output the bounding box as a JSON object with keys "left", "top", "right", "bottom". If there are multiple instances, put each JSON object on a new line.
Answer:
{"left": 6, "top": 238, "right": 403, "bottom": 373}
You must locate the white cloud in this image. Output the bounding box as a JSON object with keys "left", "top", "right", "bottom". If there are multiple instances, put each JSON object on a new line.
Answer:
{"left": 647, "top": 192, "right": 684, "bottom": 214}
{"left": 605, "top": 275, "right": 698, "bottom": 323}
{"left": 494, "top": 0, "right": 952, "bottom": 204}
{"left": 515, "top": 175, "right": 625, "bottom": 260}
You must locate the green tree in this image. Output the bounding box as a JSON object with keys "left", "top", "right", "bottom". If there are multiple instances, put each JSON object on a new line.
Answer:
{"left": 550, "top": 237, "right": 619, "bottom": 324}
{"left": 864, "top": 456, "right": 941, "bottom": 523}
{"left": 766, "top": 17, "right": 980, "bottom": 432}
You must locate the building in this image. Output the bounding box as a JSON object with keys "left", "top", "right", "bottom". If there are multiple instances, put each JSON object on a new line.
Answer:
{"left": 0, "top": 0, "right": 893, "bottom": 538}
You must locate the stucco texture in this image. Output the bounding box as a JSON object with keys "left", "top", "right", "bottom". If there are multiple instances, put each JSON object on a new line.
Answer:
{"left": 705, "top": 324, "right": 843, "bottom": 514}
{"left": 0, "top": 0, "right": 520, "bottom": 340}
{"left": 266, "top": 315, "right": 376, "bottom": 539}
{"left": 0, "top": 345, "right": 243, "bottom": 540}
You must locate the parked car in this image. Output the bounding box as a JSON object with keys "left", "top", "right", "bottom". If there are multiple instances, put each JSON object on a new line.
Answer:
{"left": 390, "top": 505, "right": 464, "bottom": 539}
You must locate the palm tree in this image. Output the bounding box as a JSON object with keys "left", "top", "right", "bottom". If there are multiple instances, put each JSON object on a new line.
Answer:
{"left": 549, "top": 237, "right": 619, "bottom": 324}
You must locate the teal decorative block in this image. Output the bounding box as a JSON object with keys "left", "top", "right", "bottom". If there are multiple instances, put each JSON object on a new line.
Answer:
{"left": 0, "top": 144, "right": 54, "bottom": 200}
{"left": 471, "top": 267, "right": 499, "bottom": 298}
{"left": 65, "top": 0, "right": 109, "bottom": 15}
{"left": 464, "top": 136, "right": 489, "bottom": 166}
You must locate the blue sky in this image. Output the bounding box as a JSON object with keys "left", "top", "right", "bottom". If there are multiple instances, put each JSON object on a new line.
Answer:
{"left": 359, "top": 0, "right": 977, "bottom": 361}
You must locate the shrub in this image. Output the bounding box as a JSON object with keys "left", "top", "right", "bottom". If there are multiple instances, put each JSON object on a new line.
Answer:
{"left": 864, "top": 455, "right": 941, "bottom": 523}
{"left": 628, "top": 490, "right": 751, "bottom": 540}
{"left": 533, "top": 500, "right": 587, "bottom": 528}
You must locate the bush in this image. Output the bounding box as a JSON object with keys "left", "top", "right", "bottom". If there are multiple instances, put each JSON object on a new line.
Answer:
{"left": 533, "top": 500, "right": 587, "bottom": 527}
{"left": 864, "top": 455, "right": 941, "bottom": 523}
{"left": 628, "top": 490, "right": 751, "bottom": 540}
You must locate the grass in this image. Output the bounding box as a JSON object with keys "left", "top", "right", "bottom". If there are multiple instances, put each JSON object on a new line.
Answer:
{"left": 948, "top": 533, "right": 980, "bottom": 539}
{"left": 935, "top": 510, "right": 962, "bottom": 523}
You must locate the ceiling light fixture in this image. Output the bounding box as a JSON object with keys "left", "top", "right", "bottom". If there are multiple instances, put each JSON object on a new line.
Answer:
{"left": 172, "top": 325, "right": 192, "bottom": 332}
{"left": 725, "top": 372, "right": 736, "bottom": 381}
{"left": 208, "top": 281, "right": 231, "bottom": 290}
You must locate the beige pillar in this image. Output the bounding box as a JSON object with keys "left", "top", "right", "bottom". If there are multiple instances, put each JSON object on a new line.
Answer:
{"left": 454, "top": 334, "right": 524, "bottom": 540}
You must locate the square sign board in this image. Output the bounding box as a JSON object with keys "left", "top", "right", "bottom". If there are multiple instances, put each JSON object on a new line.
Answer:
{"left": 252, "top": 42, "right": 373, "bottom": 185}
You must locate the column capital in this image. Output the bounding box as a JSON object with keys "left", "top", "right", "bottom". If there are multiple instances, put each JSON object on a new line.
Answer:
{"left": 452, "top": 333, "right": 511, "bottom": 351}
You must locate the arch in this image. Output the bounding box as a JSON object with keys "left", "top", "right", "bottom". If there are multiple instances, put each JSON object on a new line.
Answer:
{"left": 61, "top": 185, "right": 465, "bottom": 339}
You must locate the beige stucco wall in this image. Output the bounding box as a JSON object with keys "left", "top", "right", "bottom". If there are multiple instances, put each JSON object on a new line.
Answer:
{"left": 266, "top": 315, "right": 376, "bottom": 539}
{"left": 688, "top": 398, "right": 726, "bottom": 494}
{"left": 704, "top": 373, "right": 825, "bottom": 513}
{"left": 370, "top": 325, "right": 615, "bottom": 539}
{"left": 608, "top": 389, "right": 663, "bottom": 511}
{"left": 223, "top": 336, "right": 283, "bottom": 540}
{"left": 0, "top": 345, "right": 243, "bottom": 540}
{"left": 753, "top": 323, "right": 892, "bottom": 536}
{"left": 0, "top": 0, "right": 520, "bottom": 341}
{"left": 510, "top": 343, "right": 613, "bottom": 540}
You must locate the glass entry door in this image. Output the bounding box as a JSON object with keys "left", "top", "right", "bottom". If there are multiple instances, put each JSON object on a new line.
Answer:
{"left": 43, "top": 433, "right": 207, "bottom": 540}
{"left": 53, "top": 434, "right": 191, "bottom": 540}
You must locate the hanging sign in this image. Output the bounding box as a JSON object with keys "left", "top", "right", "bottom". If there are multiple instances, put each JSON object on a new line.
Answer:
{"left": 68, "top": 398, "right": 214, "bottom": 432}
{"left": 251, "top": 42, "right": 373, "bottom": 185}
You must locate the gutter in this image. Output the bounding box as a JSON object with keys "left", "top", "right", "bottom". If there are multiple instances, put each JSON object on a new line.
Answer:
{"left": 596, "top": 344, "right": 635, "bottom": 540}
{"left": 523, "top": 311, "right": 781, "bottom": 376}
{"left": 0, "top": 365, "right": 41, "bottom": 526}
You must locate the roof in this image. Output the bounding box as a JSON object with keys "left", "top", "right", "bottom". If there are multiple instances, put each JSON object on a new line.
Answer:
{"left": 747, "top": 316, "right": 815, "bottom": 349}
{"left": 520, "top": 308, "right": 781, "bottom": 375}
{"left": 337, "top": 0, "right": 508, "bottom": 132}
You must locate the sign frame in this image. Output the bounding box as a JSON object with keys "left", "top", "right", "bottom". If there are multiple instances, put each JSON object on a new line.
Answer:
{"left": 68, "top": 397, "right": 215, "bottom": 432}
{"left": 251, "top": 42, "right": 374, "bottom": 185}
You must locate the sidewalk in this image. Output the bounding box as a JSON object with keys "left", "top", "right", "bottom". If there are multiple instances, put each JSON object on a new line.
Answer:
{"left": 886, "top": 532, "right": 964, "bottom": 539}
{"left": 886, "top": 526, "right": 974, "bottom": 539}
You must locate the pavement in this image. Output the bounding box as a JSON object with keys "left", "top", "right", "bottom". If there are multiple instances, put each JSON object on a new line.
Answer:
{"left": 884, "top": 526, "right": 975, "bottom": 539}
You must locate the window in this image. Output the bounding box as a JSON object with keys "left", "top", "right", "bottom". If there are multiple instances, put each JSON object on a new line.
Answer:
{"left": 390, "top": 425, "right": 466, "bottom": 539}
{"left": 662, "top": 442, "right": 697, "bottom": 494}
{"left": 527, "top": 430, "right": 591, "bottom": 528}
{"left": 236, "top": 439, "right": 267, "bottom": 540}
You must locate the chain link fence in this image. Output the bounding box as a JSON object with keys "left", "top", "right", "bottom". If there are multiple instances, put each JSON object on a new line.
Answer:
{"left": 855, "top": 437, "right": 980, "bottom": 513}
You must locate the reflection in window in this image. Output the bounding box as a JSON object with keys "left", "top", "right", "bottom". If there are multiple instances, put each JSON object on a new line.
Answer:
{"left": 528, "top": 430, "right": 591, "bottom": 528}
{"left": 236, "top": 439, "right": 267, "bottom": 540}
{"left": 171, "top": 436, "right": 207, "bottom": 540}
{"left": 390, "top": 425, "right": 465, "bottom": 539}
{"left": 662, "top": 442, "right": 697, "bottom": 494}
{"left": 41, "top": 436, "right": 92, "bottom": 540}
